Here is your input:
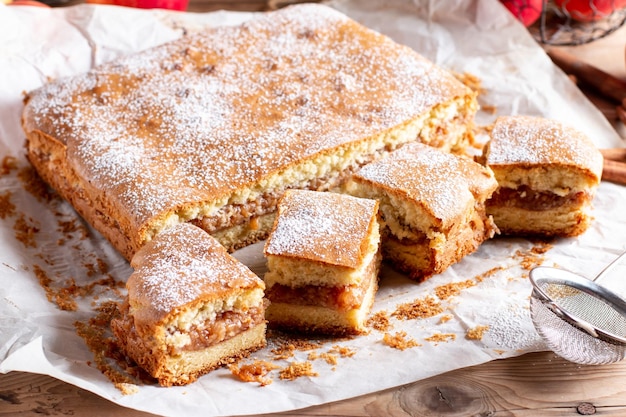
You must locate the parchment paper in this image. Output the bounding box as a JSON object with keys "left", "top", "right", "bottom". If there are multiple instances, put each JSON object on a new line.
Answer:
{"left": 1, "top": 1, "right": 625, "bottom": 416}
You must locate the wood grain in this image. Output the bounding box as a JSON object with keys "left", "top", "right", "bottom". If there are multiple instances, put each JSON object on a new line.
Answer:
{"left": 3, "top": 351, "right": 626, "bottom": 416}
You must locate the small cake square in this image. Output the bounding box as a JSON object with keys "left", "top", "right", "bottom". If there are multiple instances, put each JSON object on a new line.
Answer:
{"left": 110, "top": 223, "right": 266, "bottom": 387}
{"left": 482, "top": 115, "right": 603, "bottom": 237}
{"left": 345, "top": 142, "right": 499, "bottom": 281}
{"left": 263, "top": 189, "right": 381, "bottom": 335}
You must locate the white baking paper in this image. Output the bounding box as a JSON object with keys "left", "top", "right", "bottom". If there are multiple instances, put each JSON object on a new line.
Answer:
{"left": 1, "top": 0, "right": 625, "bottom": 416}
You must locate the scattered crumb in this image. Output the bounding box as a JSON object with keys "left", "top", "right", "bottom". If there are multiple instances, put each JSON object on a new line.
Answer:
{"left": 366, "top": 310, "right": 392, "bottom": 331}
{"left": 382, "top": 331, "right": 421, "bottom": 350}
{"left": 1, "top": 155, "right": 18, "bottom": 176}
{"left": 75, "top": 301, "right": 148, "bottom": 392}
{"left": 308, "top": 351, "right": 338, "bottom": 366}
{"left": 229, "top": 360, "right": 280, "bottom": 386}
{"left": 33, "top": 265, "right": 77, "bottom": 311}
{"left": 328, "top": 345, "right": 356, "bottom": 358}
{"left": 514, "top": 242, "right": 552, "bottom": 272}
{"left": 481, "top": 104, "right": 497, "bottom": 114}
{"left": 32, "top": 262, "right": 123, "bottom": 312}
{"left": 115, "top": 382, "right": 139, "bottom": 395}
{"left": 434, "top": 279, "right": 475, "bottom": 300}
{"left": 279, "top": 362, "right": 318, "bottom": 380}
{"left": 392, "top": 296, "right": 443, "bottom": 320}
{"left": 57, "top": 218, "right": 89, "bottom": 241}
{"left": 454, "top": 71, "right": 483, "bottom": 94}
{"left": 13, "top": 213, "right": 39, "bottom": 248}
{"left": 530, "top": 242, "right": 553, "bottom": 255}
{"left": 425, "top": 333, "right": 456, "bottom": 344}
{"left": 439, "top": 314, "right": 453, "bottom": 324}
{"left": 17, "top": 165, "right": 56, "bottom": 203}
{"left": 270, "top": 336, "right": 323, "bottom": 360}
{"left": 0, "top": 191, "right": 16, "bottom": 219}
{"left": 475, "top": 266, "right": 505, "bottom": 283}
{"left": 466, "top": 325, "right": 489, "bottom": 340}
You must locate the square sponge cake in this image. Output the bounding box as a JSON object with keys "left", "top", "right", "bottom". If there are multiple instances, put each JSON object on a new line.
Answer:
{"left": 263, "top": 189, "right": 381, "bottom": 335}
{"left": 22, "top": 3, "right": 478, "bottom": 261}
{"left": 110, "top": 223, "right": 266, "bottom": 387}
{"left": 482, "top": 115, "right": 603, "bottom": 237}
{"left": 345, "top": 142, "right": 499, "bottom": 281}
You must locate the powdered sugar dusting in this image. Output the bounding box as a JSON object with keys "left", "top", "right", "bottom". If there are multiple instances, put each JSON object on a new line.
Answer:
{"left": 23, "top": 3, "right": 470, "bottom": 230}
{"left": 487, "top": 115, "right": 603, "bottom": 176}
{"left": 127, "top": 223, "right": 262, "bottom": 323}
{"left": 264, "top": 190, "right": 377, "bottom": 268}
{"left": 354, "top": 142, "right": 497, "bottom": 224}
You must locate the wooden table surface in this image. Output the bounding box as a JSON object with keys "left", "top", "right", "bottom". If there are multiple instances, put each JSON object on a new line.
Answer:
{"left": 2, "top": 2, "right": 626, "bottom": 417}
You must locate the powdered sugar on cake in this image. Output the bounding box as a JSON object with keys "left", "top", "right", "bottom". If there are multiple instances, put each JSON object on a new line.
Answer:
{"left": 354, "top": 142, "right": 494, "bottom": 224}
{"left": 487, "top": 115, "right": 602, "bottom": 172}
{"left": 23, "top": 4, "right": 468, "bottom": 229}
{"left": 264, "top": 190, "right": 377, "bottom": 268}
{"left": 128, "top": 223, "right": 261, "bottom": 320}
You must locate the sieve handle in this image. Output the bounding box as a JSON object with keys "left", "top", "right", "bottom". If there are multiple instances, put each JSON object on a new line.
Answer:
{"left": 593, "top": 250, "right": 626, "bottom": 284}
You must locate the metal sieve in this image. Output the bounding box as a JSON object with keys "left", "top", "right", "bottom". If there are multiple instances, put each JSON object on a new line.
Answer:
{"left": 529, "top": 251, "right": 626, "bottom": 365}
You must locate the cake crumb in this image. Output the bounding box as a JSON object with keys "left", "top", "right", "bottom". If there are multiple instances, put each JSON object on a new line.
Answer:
{"left": 329, "top": 345, "right": 356, "bottom": 358}
{"left": 115, "top": 382, "right": 139, "bottom": 395}
{"left": 1, "top": 155, "right": 18, "bottom": 176}
{"left": 17, "top": 165, "right": 56, "bottom": 203}
{"left": 434, "top": 279, "right": 475, "bottom": 300}
{"left": 366, "top": 310, "right": 392, "bottom": 331}
{"left": 0, "top": 191, "right": 16, "bottom": 219}
{"left": 75, "top": 301, "right": 148, "bottom": 392}
{"left": 14, "top": 213, "right": 39, "bottom": 248}
{"left": 230, "top": 360, "right": 279, "bottom": 386}
{"left": 466, "top": 325, "right": 489, "bottom": 340}
{"left": 392, "top": 296, "right": 443, "bottom": 320}
{"left": 382, "top": 331, "right": 421, "bottom": 350}
{"left": 454, "top": 71, "right": 483, "bottom": 94}
{"left": 270, "top": 336, "right": 324, "bottom": 360}
{"left": 308, "top": 351, "right": 338, "bottom": 366}
{"left": 481, "top": 104, "right": 497, "bottom": 114}
{"left": 279, "top": 362, "right": 318, "bottom": 380}
{"left": 475, "top": 266, "right": 505, "bottom": 283}
{"left": 425, "top": 333, "right": 456, "bottom": 344}
{"left": 33, "top": 265, "right": 78, "bottom": 311}
{"left": 439, "top": 314, "right": 453, "bottom": 324}
{"left": 514, "top": 241, "right": 553, "bottom": 272}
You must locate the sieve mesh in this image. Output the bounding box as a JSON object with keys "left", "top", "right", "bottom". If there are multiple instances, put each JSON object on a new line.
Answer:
{"left": 530, "top": 295, "right": 626, "bottom": 365}
{"left": 538, "top": 282, "right": 626, "bottom": 338}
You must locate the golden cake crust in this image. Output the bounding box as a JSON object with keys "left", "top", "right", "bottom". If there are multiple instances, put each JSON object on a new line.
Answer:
{"left": 345, "top": 142, "right": 498, "bottom": 280}
{"left": 263, "top": 189, "right": 381, "bottom": 335}
{"left": 111, "top": 223, "right": 266, "bottom": 386}
{"left": 125, "top": 223, "right": 264, "bottom": 334}
{"left": 264, "top": 189, "right": 379, "bottom": 268}
{"left": 484, "top": 115, "right": 603, "bottom": 188}
{"left": 483, "top": 115, "right": 603, "bottom": 237}
{"left": 349, "top": 142, "right": 498, "bottom": 231}
{"left": 22, "top": 3, "right": 477, "bottom": 260}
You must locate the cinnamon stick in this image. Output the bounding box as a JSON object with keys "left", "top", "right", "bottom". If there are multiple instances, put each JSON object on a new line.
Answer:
{"left": 602, "top": 159, "right": 626, "bottom": 185}
{"left": 546, "top": 48, "right": 626, "bottom": 104}
{"left": 601, "top": 148, "right": 626, "bottom": 162}
{"left": 618, "top": 105, "right": 626, "bottom": 126}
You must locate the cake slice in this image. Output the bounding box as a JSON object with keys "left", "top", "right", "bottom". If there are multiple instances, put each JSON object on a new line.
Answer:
{"left": 263, "top": 189, "right": 381, "bottom": 335}
{"left": 110, "top": 223, "right": 266, "bottom": 387}
{"left": 344, "top": 142, "right": 499, "bottom": 281}
{"left": 482, "top": 115, "right": 603, "bottom": 237}
{"left": 22, "top": 3, "right": 478, "bottom": 261}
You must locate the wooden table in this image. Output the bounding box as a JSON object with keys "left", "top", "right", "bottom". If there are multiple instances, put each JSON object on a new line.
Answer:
{"left": 2, "top": 2, "right": 626, "bottom": 416}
